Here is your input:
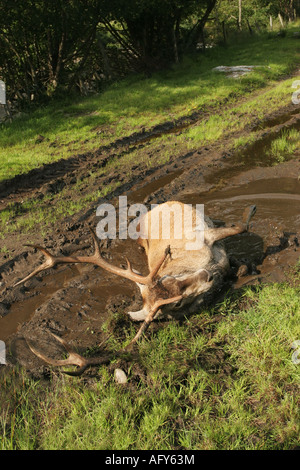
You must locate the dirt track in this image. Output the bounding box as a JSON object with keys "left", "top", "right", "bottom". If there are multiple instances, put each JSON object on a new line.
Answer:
{"left": 0, "top": 100, "right": 299, "bottom": 376}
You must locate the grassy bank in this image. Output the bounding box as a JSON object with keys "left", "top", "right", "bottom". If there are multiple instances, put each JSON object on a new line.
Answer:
{"left": 1, "top": 271, "right": 299, "bottom": 450}
{"left": 0, "top": 27, "right": 299, "bottom": 182}
{"left": 0, "top": 28, "right": 300, "bottom": 240}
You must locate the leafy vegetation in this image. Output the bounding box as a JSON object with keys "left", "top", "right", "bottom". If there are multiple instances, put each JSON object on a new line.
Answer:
{"left": 0, "top": 0, "right": 299, "bottom": 105}
{"left": 0, "top": 0, "right": 217, "bottom": 103}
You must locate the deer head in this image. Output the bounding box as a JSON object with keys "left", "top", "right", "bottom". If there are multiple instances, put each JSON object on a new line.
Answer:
{"left": 128, "top": 267, "right": 212, "bottom": 321}
{"left": 14, "top": 228, "right": 183, "bottom": 353}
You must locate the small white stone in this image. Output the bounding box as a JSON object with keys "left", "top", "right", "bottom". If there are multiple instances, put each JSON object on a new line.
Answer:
{"left": 114, "top": 368, "right": 127, "bottom": 384}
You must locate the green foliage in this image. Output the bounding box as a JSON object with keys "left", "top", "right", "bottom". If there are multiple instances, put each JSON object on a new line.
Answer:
{"left": 1, "top": 0, "right": 298, "bottom": 106}
{"left": 0, "top": 0, "right": 106, "bottom": 103}
{"left": 216, "top": 0, "right": 299, "bottom": 32}
{"left": 1, "top": 28, "right": 298, "bottom": 184}
{"left": 267, "top": 129, "right": 300, "bottom": 163}
{"left": 0, "top": 0, "right": 218, "bottom": 103}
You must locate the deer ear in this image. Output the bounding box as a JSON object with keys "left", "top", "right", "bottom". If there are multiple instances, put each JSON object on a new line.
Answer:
{"left": 160, "top": 269, "right": 212, "bottom": 294}
{"left": 176, "top": 269, "right": 212, "bottom": 292}
{"left": 160, "top": 275, "right": 179, "bottom": 293}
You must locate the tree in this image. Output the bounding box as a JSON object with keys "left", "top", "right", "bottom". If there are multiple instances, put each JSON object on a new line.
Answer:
{"left": 0, "top": 0, "right": 218, "bottom": 102}
{"left": 214, "top": 0, "right": 297, "bottom": 34}
{"left": 1, "top": 0, "right": 298, "bottom": 106}
{"left": 0, "top": 0, "right": 105, "bottom": 102}
{"left": 101, "top": 0, "right": 217, "bottom": 68}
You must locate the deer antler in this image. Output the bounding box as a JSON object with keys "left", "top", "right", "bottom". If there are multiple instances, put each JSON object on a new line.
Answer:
{"left": 128, "top": 294, "right": 183, "bottom": 345}
{"left": 26, "top": 331, "right": 115, "bottom": 376}
{"left": 26, "top": 294, "right": 183, "bottom": 376}
{"left": 14, "top": 228, "right": 170, "bottom": 287}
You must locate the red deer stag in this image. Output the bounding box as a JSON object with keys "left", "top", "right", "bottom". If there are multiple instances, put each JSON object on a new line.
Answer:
{"left": 14, "top": 201, "right": 256, "bottom": 375}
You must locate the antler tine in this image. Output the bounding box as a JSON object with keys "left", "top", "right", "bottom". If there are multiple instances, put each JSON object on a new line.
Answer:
{"left": 147, "top": 245, "right": 170, "bottom": 283}
{"left": 87, "top": 226, "right": 101, "bottom": 256}
{"left": 88, "top": 229, "right": 170, "bottom": 285}
{"left": 26, "top": 293, "right": 182, "bottom": 376}
{"left": 14, "top": 245, "right": 58, "bottom": 287}
{"left": 127, "top": 294, "right": 183, "bottom": 347}
{"left": 26, "top": 331, "right": 89, "bottom": 373}
{"left": 26, "top": 331, "right": 114, "bottom": 376}
{"left": 14, "top": 229, "right": 169, "bottom": 288}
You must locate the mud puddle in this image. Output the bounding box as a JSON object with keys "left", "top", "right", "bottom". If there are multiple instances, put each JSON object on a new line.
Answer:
{"left": 0, "top": 267, "right": 79, "bottom": 341}
{"left": 0, "top": 239, "right": 145, "bottom": 342}
{"left": 202, "top": 120, "right": 300, "bottom": 187}
{"left": 238, "top": 115, "right": 300, "bottom": 166}
{"left": 1, "top": 102, "right": 300, "bottom": 370}
{"left": 181, "top": 176, "right": 300, "bottom": 284}
{"left": 126, "top": 108, "right": 300, "bottom": 204}
{"left": 128, "top": 168, "right": 184, "bottom": 203}
{"left": 252, "top": 108, "right": 300, "bottom": 131}
{"left": 5, "top": 176, "right": 298, "bottom": 343}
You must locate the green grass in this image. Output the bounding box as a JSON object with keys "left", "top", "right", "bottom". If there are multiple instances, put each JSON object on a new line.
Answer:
{"left": 0, "top": 28, "right": 299, "bottom": 182}
{"left": 1, "top": 273, "right": 299, "bottom": 450}
{"left": 1, "top": 31, "right": 299, "bottom": 238}
{"left": 0, "top": 174, "right": 120, "bottom": 236}
{"left": 0, "top": 132, "right": 176, "bottom": 237}
{"left": 267, "top": 128, "right": 300, "bottom": 163}
{"left": 184, "top": 74, "right": 300, "bottom": 146}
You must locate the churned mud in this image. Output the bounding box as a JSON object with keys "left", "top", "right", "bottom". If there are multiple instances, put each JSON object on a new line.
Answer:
{"left": 0, "top": 99, "right": 299, "bottom": 376}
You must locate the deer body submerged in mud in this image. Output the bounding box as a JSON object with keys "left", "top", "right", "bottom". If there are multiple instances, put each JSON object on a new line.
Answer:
{"left": 15, "top": 201, "right": 256, "bottom": 375}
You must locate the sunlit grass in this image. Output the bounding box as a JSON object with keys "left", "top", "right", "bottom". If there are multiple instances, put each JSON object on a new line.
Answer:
{"left": 184, "top": 75, "right": 299, "bottom": 146}
{"left": 0, "top": 173, "right": 120, "bottom": 235}
{"left": 267, "top": 128, "right": 300, "bottom": 162}
{"left": 0, "top": 29, "right": 299, "bottom": 181}
{"left": 1, "top": 274, "right": 299, "bottom": 450}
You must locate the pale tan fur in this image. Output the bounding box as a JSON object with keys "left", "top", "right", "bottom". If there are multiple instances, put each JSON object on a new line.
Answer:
{"left": 127, "top": 201, "right": 256, "bottom": 321}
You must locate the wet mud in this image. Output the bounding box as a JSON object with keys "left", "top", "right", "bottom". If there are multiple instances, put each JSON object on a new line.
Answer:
{"left": 0, "top": 100, "right": 299, "bottom": 375}
{"left": 181, "top": 176, "right": 300, "bottom": 284}
{"left": 0, "top": 110, "right": 200, "bottom": 207}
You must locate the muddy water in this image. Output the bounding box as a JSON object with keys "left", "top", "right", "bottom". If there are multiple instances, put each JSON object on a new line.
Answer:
{"left": 0, "top": 239, "right": 145, "bottom": 342}
{"left": 0, "top": 266, "right": 85, "bottom": 341}
{"left": 182, "top": 176, "right": 300, "bottom": 265}
{"left": 128, "top": 169, "right": 184, "bottom": 203}
{"left": 240, "top": 119, "right": 300, "bottom": 167}
{"left": 252, "top": 108, "right": 300, "bottom": 131}
{"left": 209, "top": 117, "right": 300, "bottom": 184}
